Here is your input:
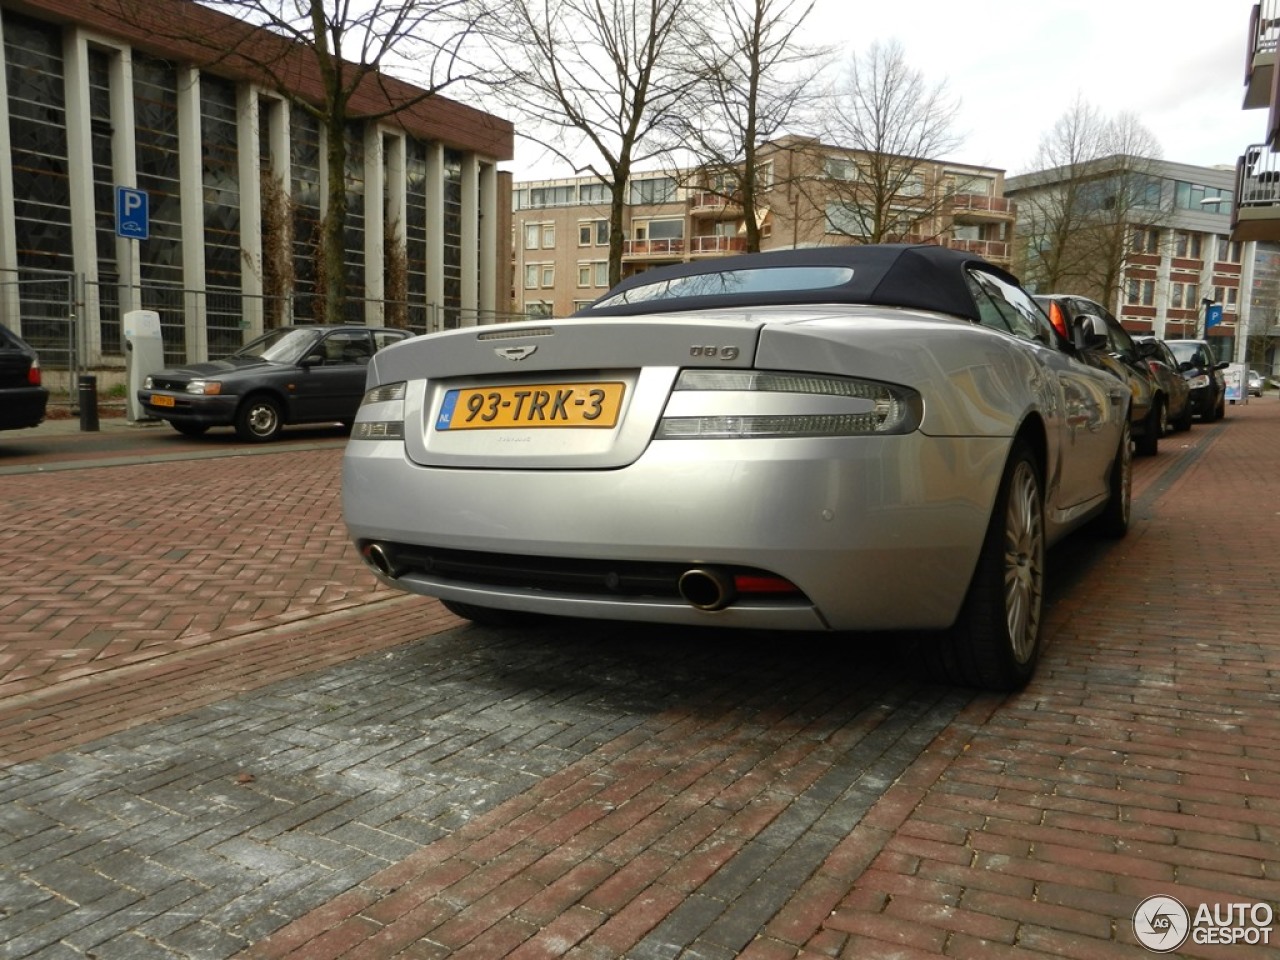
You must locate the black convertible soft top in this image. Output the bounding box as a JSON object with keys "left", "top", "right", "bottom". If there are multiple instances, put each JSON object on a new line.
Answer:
{"left": 574, "top": 244, "right": 1018, "bottom": 323}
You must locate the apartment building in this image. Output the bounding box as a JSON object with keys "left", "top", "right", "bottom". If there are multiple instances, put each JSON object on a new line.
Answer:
{"left": 513, "top": 135, "right": 1015, "bottom": 318}
{"left": 1006, "top": 158, "right": 1278, "bottom": 368}
{"left": 0, "top": 0, "right": 513, "bottom": 370}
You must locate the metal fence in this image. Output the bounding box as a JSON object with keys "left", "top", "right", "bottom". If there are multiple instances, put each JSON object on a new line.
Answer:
{"left": 1, "top": 269, "right": 529, "bottom": 377}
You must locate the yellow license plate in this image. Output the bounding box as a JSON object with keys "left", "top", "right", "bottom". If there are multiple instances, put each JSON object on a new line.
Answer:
{"left": 151, "top": 394, "right": 176, "bottom": 408}
{"left": 437, "top": 382, "right": 625, "bottom": 430}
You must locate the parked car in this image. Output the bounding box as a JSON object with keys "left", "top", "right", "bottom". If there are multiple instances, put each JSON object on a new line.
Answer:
{"left": 138, "top": 325, "right": 412, "bottom": 441}
{"left": 1249, "top": 369, "right": 1264, "bottom": 397}
{"left": 1035, "top": 294, "right": 1164, "bottom": 455}
{"left": 1165, "top": 339, "right": 1228, "bottom": 421}
{"left": 1135, "top": 337, "right": 1194, "bottom": 432}
{"left": 343, "top": 245, "right": 1133, "bottom": 691}
{"left": 0, "top": 325, "right": 49, "bottom": 432}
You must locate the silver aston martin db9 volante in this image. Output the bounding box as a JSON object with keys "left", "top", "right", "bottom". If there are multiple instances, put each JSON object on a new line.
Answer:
{"left": 343, "top": 245, "right": 1132, "bottom": 690}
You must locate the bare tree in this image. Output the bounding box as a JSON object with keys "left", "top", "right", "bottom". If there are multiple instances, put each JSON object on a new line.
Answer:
{"left": 805, "top": 39, "right": 964, "bottom": 244}
{"left": 476, "top": 0, "right": 706, "bottom": 286}
{"left": 677, "top": 0, "right": 829, "bottom": 253}
{"left": 1013, "top": 96, "right": 1165, "bottom": 306}
{"left": 96, "top": 0, "right": 486, "bottom": 324}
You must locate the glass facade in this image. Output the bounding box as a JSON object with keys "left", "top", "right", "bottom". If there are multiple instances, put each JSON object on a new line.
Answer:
{"left": 442, "top": 149, "right": 463, "bottom": 329}
{"left": 201, "top": 74, "right": 242, "bottom": 355}
{"left": 5, "top": 13, "right": 72, "bottom": 278}
{"left": 0, "top": 7, "right": 494, "bottom": 367}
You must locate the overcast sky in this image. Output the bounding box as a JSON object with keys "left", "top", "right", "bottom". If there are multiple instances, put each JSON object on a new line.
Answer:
{"left": 509, "top": 0, "right": 1262, "bottom": 180}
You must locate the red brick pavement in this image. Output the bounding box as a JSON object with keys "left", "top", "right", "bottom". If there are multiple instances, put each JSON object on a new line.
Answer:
{"left": 229, "top": 401, "right": 1280, "bottom": 958}
{"left": 6, "top": 403, "right": 1280, "bottom": 958}
{"left": 0, "top": 448, "right": 462, "bottom": 765}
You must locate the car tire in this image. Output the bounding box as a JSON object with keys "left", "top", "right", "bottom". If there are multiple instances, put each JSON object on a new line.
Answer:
{"left": 440, "top": 599, "right": 540, "bottom": 627}
{"left": 1214, "top": 394, "right": 1226, "bottom": 420}
{"left": 235, "top": 394, "right": 284, "bottom": 442}
{"left": 1135, "top": 398, "right": 1163, "bottom": 456}
{"left": 171, "top": 422, "right": 210, "bottom": 437}
{"left": 1094, "top": 419, "right": 1132, "bottom": 539}
{"left": 929, "top": 440, "right": 1045, "bottom": 691}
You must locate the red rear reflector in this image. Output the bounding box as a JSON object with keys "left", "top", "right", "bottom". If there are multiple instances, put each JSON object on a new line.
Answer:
{"left": 732, "top": 574, "right": 800, "bottom": 595}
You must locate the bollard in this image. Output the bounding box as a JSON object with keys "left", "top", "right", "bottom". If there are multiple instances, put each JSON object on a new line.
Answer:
{"left": 78, "top": 374, "right": 99, "bottom": 432}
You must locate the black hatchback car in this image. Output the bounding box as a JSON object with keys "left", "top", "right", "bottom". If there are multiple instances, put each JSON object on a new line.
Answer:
{"left": 0, "top": 324, "right": 49, "bottom": 432}
{"left": 1165, "top": 339, "right": 1228, "bottom": 422}
{"left": 138, "top": 325, "right": 411, "bottom": 441}
{"left": 1035, "top": 294, "right": 1164, "bottom": 455}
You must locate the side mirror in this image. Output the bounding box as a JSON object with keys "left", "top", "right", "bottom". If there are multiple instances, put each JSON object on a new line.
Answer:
{"left": 1072, "top": 314, "right": 1108, "bottom": 351}
{"left": 300, "top": 353, "right": 325, "bottom": 368}
{"left": 1214, "top": 360, "right": 1230, "bottom": 371}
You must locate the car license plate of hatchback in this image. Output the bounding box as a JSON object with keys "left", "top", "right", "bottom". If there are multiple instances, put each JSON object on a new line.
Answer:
{"left": 436, "top": 382, "right": 625, "bottom": 430}
{"left": 151, "top": 395, "right": 176, "bottom": 408}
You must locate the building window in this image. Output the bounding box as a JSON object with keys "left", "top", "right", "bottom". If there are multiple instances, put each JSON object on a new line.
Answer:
{"left": 826, "top": 202, "right": 869, "bottom": 237}
{"left": 629, "top": 176, "right": 677, "bottom": 205}
{"left": 578, "top": 219, "right": 608, "bottom": 246}
{"left": 1213, "top": 285, "right": 1240, "bottom": 308}
{"left": 579, "top": 182, "right": 610, "bottom": 204}
{"left": 541, "top": 264, "right": 555, "bottom": 287}
{"left": 1171, "top": 281, "right": 1200, "bottom": 309}
{"left": 1126, "top": 279, "right": 1156, "bottom": 306}
{"left": 528, "top": 185, "right": 574, "bottom": 207}
{"left": 524, "top": 263, "right": 539, "bottom": 289}
{"left": 1174, "top": 180, "right": 1230, "bottom": 212}
{"left": 523, "top": 222, "right": 554, "bottom": 249}
{"left": 577, "top": 262, "right": 608, "bottom": 287}
{"left": 1130, "top": 228, "right": 1159, "bottom": 255}
{"left": 1216, "top": 237, "right": 1243, "bottom": 263}
{"left": 824, "top": 157, "right": 857, "bottom": 180}
{"left": 526, "top": 300, "right": 553, "bottom": 318}
{"left": 1173, "top": 231, "right": 1202, "bottom": 259}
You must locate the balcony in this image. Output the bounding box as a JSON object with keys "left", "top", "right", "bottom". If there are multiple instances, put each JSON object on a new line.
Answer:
{"left": 689, "top": 191, "right": 743, "bottom": 219}
{"left": 623, "top": 238, "right": 685, "bottom": 260}
{"left": 1244, "top": 1, "right": 1280, "bottom": 109}
{"left": 947, "top": 193, "right": 1015, "bottom": 223}
{"left": 945, "top": 238, "right": 1010, "bottom": 262}
{"left": 690, "top": 235, "right": 748, "bottom": 257}
{"left": 1231, "top": 144, "right": 1280, "bottom": 241}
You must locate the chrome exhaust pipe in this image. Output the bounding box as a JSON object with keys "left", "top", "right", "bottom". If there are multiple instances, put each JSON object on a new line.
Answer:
{"left": 362, "top": 542, "right": 403, "bottom": 579}
{"left": 677, "top": 568, "right": 736, "bottom": 611}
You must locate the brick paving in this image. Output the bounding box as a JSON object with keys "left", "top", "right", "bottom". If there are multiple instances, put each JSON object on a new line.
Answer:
{"left": 2, "top": 401, "right": 1279, "bottom": 958}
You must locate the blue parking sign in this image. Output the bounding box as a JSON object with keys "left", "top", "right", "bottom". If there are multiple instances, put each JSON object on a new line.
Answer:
{"left": 1205, "top": 303, "right": 1224, "bottom": 329}
{"left": 115, "top": 186, "right": 149, "bottom": 240}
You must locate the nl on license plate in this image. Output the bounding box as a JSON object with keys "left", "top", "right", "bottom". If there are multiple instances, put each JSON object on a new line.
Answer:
{"left": 436, "top": 382, "right": 625, "bottom": 430}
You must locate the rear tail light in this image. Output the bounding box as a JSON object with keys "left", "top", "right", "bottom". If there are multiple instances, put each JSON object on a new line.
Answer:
{"left": 352, "top": 381, "right": 407, "bottom": 440}
{"left": 657, "top": 370, "right": 922, "bottom": 439}
{"left": 27, "top": 358, "right": 41, "bottom": 387}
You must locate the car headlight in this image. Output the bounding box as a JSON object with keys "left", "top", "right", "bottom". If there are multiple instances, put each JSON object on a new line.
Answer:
{"left": 143, "top": 376, "right": 154, "bottom": 389}
{"left": 187, "top": 379, "right": 222, "bottom": 396}
{"left": 352, "top": 381, "right": 406, "bottom": 440}
{"left": 1187, "top": 374, "right": 1210, "bottom": 390}
{"left": 657, "top": 370, "right": 923, "bottom": 439}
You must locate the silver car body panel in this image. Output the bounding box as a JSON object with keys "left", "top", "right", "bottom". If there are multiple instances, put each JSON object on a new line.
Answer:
{"left": 343, "top": 305, "right": 1127, "bottom": 632}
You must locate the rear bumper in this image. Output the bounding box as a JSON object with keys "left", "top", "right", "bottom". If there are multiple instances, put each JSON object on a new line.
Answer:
{"left": 342, "top": 433, "right": 1009, "bottom": 632}
{"left": 0, "top": 386, "right": 48, "bottom": 430}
